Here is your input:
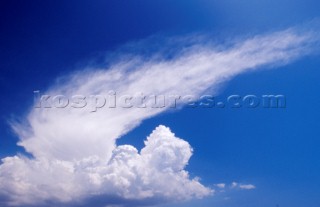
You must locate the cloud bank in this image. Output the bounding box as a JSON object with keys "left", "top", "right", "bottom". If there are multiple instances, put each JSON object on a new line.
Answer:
{"left": 0, "top": 27, "right": 318, "bottom": 206}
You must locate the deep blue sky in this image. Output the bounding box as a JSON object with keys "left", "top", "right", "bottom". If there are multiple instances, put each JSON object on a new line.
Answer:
{"left": 1, "top": 1, "right": 320, "bottom": 207}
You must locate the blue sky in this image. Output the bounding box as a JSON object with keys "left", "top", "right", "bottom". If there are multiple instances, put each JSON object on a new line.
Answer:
{"left": 0, "top": 1, "right": 320, "bottom": 207}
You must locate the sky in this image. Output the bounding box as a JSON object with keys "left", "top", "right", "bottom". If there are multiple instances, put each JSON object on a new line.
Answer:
{"left": 0, "top": 1, "right": 320, "bottom": 207}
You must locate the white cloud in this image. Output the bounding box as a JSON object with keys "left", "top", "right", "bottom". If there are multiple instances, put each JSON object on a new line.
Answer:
{"left": 230, "top": 182, "right": 256, "bottom": 190}
{"left": 215, "top": 183, "right": 226, "bottom": 189}
{"left": 239, "top": 184, "right": 256, "bottom": 190}
{"left": 0, "top": 126, "right": 212, "bottom": 207}
{"left": 0, "top": 27, "right": 318, "bottom": 206}
{"left": 231, "top": 182, "right": 238, "bottom": 189}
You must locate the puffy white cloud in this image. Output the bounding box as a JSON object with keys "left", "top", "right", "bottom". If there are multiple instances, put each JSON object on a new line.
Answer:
{"left": 0, "top": 27, "right": 318, "bottom": 206}
{"left": 0, "top": 126, "right": 212, "bottom": 207}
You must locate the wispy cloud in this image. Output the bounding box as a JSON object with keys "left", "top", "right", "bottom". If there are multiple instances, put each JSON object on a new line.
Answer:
{"left": 214, "top": 182, "right": 256, "bottom": 193}
{"left": 239, "top": 184, "right": 256, "bottom": 190}
{"left": 215, "top": 183, "right": 226, "bottom": 189}
{"left": 230, "top": 182, "right": 256, "bottom": 190}
{"left": 0, "top": 26, "right": 318, "bottom": 206}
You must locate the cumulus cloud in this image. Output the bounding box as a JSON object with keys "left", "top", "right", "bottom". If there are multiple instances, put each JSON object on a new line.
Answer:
{"left": 0, "top": 26, "right": 318, "bottom": 206}
{"left": 0, "top": 126, "right": 211, "bottom": 207}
